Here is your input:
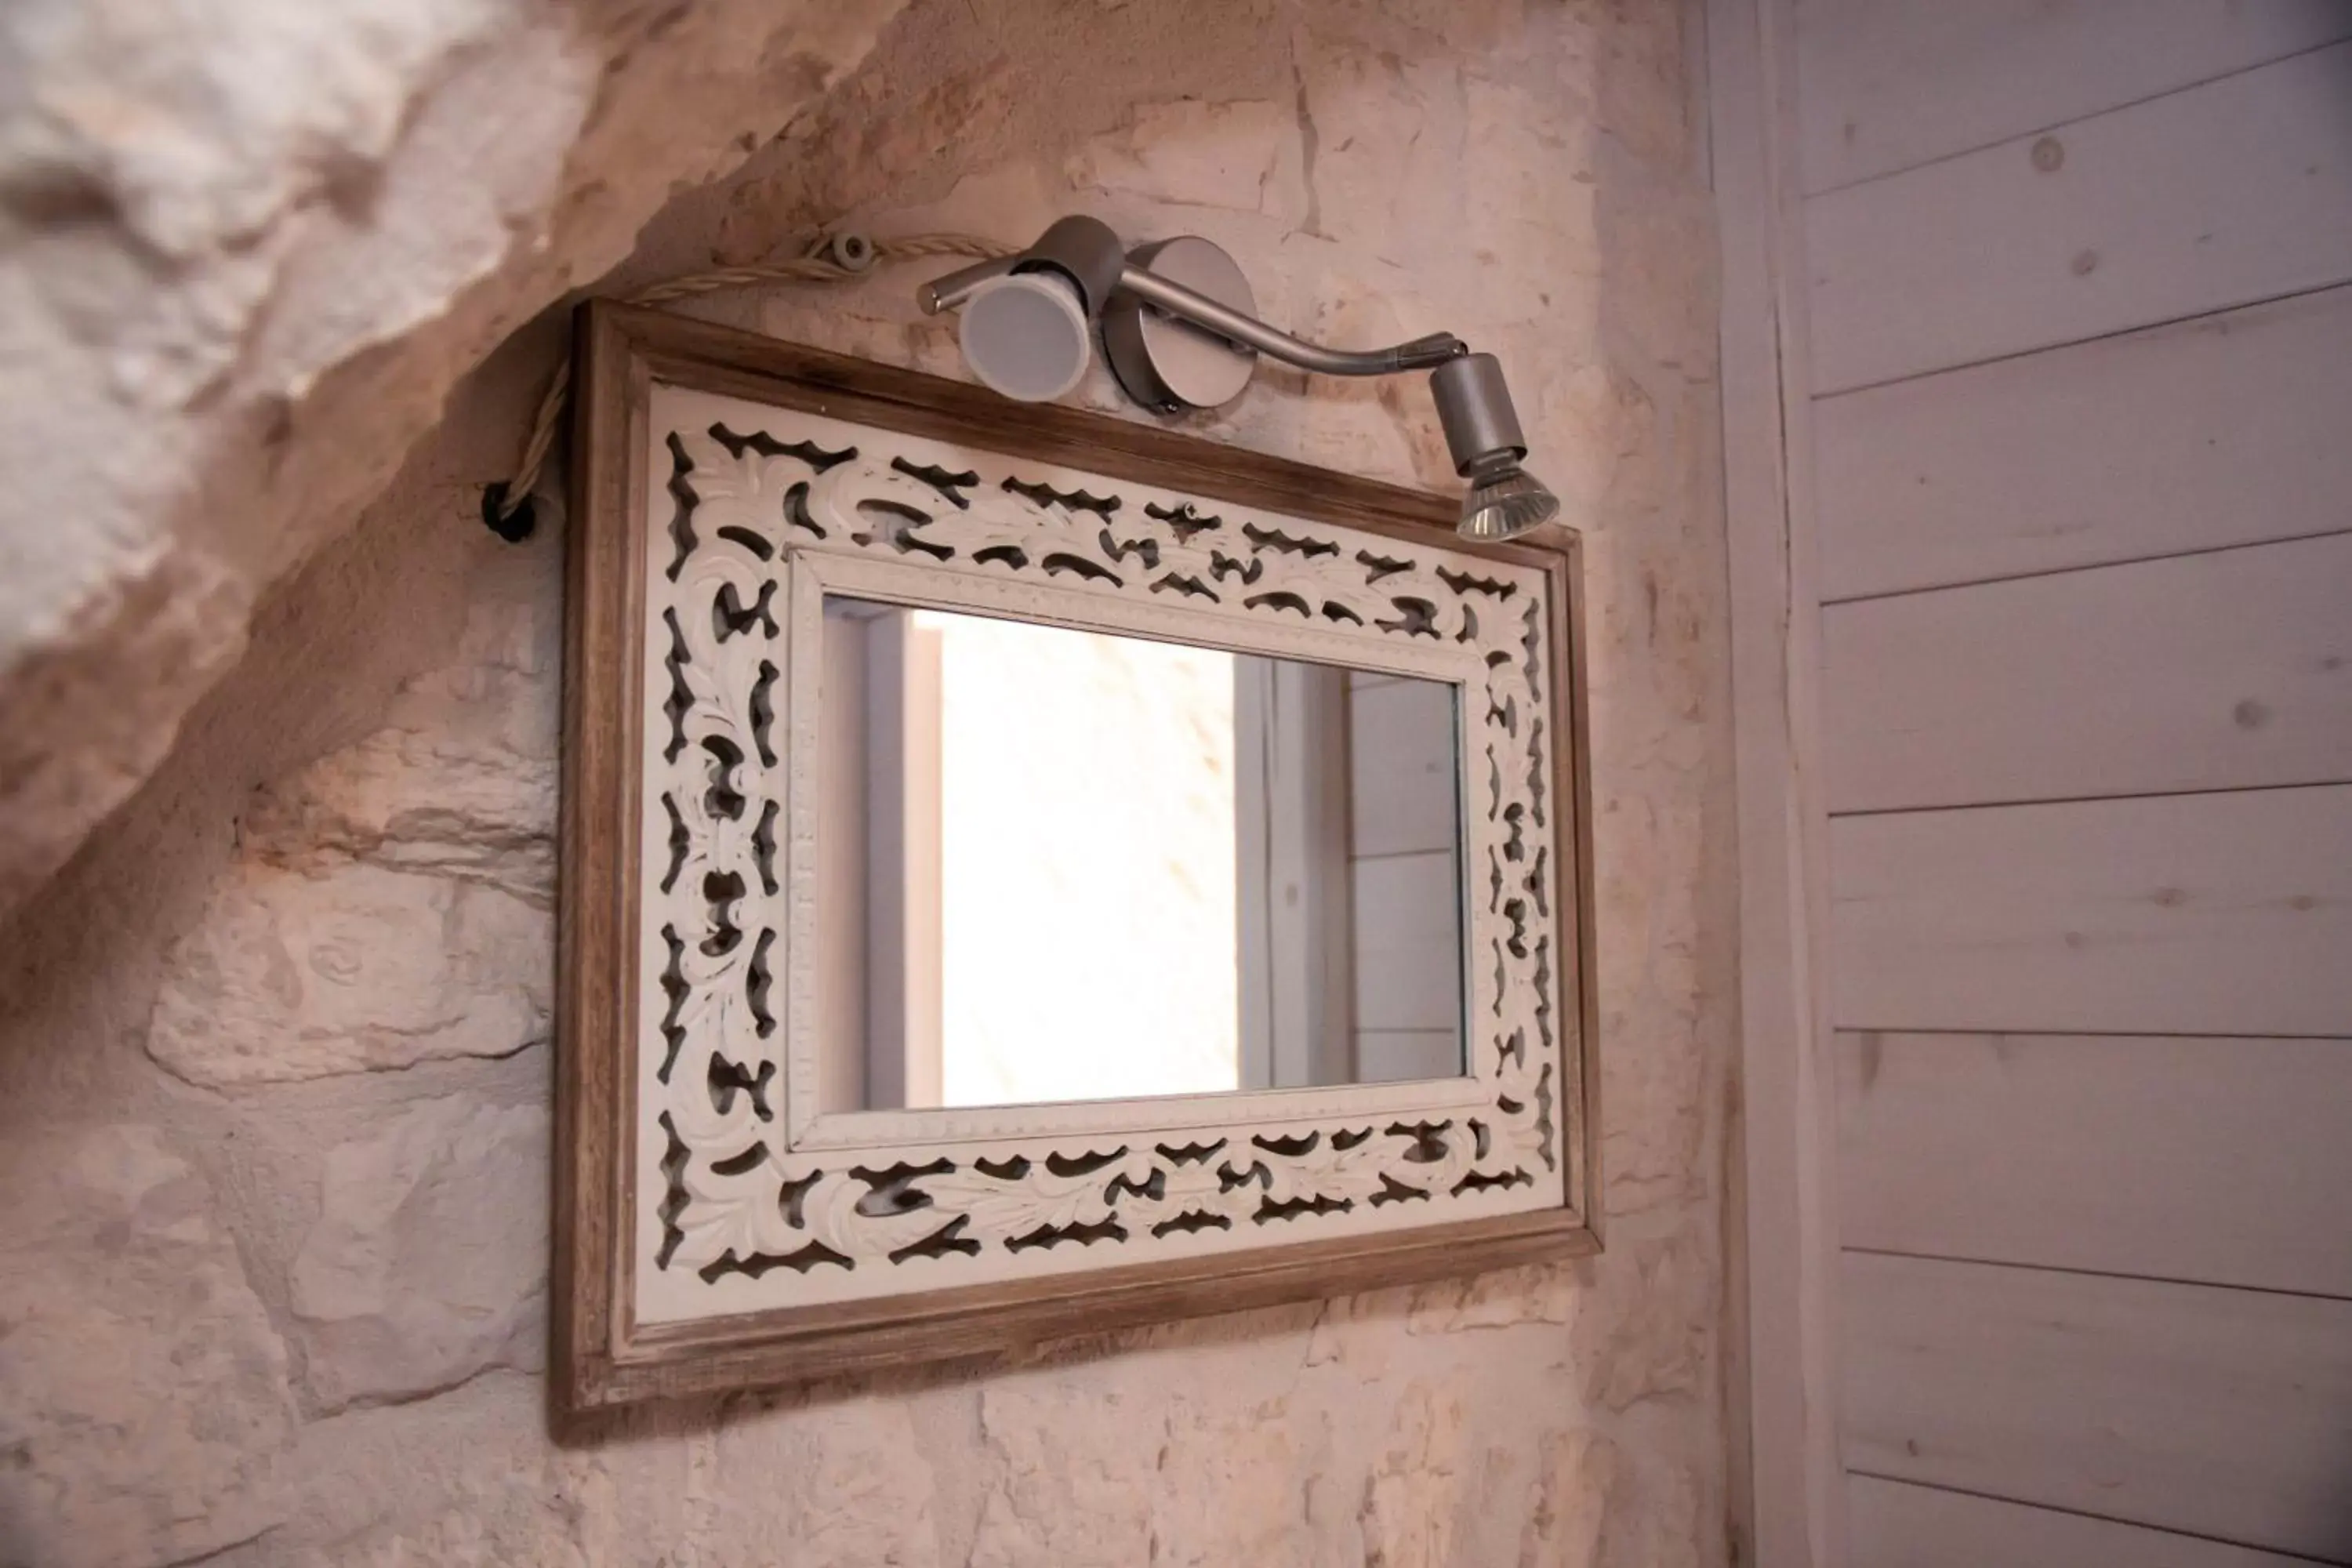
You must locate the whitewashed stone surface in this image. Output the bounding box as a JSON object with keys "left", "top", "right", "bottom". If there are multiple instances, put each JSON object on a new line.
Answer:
{"left": 292, "top": 1094, "right": 549, "bottom": 1410}
{"left": 241, "top": 593, "right": 560, "bottom": 906}
{"left": 147, "top": 859, "right": 550, "bottom": 1086}
{"left": 0, "top": 1126, "right": 294, "bottom": 1568}
{"left": 0, "top": 0, "right": 1733, "bottom": 1563}
{"left": 701, "top": 1397, "right": 944, "bottom": 1566}
{"left": 146, "top": 593, "right": 557, "bottom": 1087}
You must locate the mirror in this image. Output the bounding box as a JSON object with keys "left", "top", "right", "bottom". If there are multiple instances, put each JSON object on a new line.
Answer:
{"left": 816, "top": 597, "right": 1467, "bottom": 1112}
{"left": 562, "top": 337, "right": 1594, "bottom": 1403}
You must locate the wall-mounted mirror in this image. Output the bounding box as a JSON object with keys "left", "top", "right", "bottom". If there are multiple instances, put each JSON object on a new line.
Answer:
{"left": 817, "top": 598, "right": 1467, "bottom": 1114}
{"left": 554, "top": 307, "right": 1595, "bottom": 1410}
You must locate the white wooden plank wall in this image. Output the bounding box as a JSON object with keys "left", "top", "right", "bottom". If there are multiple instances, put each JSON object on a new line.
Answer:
{"left": 1346, "top": 673, "right": 1463, "bottom": 1080}
{"left": 1831, "top": 786, "right": 2352, "bottom": 1038}
{"left": 1814, "top": 285, "right": 2352, "bottom": 599}
{"left": 1836, "top": 1032, "right": 2352, "bottom": 1298}
{"left": 1786, "top": 4, "right": 2352, "bottom": 1559}
{"left": 1349, "top": 852, "right": 1460, "bottom": 1037}
{"left": 1795, "top": 0, "right": 2352, "bottom": 194}
{"left": 1842, "top": 1254, "right": 2352, "bottom": 1562}
{"left": 1848, "top": 1476, "right": 2318, "bottom": 1568}
{"left": 1806, "top": 40, "right": 2352, "bottom": 392}
{"left": 1821, "top": 532, "right": 2352, "bottom": 811}
{"left": 1347, "top": 674, "right": 1458, "bottom": 858}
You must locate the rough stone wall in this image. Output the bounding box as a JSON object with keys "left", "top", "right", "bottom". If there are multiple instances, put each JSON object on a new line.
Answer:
{"left": 0, "top": 0, "right": 914, "bottom": 922}
{"left": 0, "top": 2, "right": 1733, "bottom": 1564}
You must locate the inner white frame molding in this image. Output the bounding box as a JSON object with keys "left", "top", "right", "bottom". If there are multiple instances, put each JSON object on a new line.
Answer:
{"left": 554, "top": 303, "right": 1598, "bottom": 1409}
{"left": 775, "top": 552, "right": 1486, "bottom": 1142}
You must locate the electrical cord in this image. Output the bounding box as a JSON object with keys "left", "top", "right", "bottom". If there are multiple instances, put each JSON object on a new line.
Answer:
{"left": 481, "top": 229, "right": 1017, "bottom": 540}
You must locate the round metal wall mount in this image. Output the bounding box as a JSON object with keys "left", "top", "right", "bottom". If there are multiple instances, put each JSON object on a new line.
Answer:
{"left": 1102, "top": 236, "right": 1258, "bottom": 413}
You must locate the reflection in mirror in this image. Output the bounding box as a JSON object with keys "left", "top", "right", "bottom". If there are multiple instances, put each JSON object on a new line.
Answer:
{"left": 817, "top": 597, "right": 1465, "bottom": 1112}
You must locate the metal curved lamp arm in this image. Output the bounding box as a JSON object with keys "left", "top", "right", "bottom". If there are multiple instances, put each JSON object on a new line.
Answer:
{"left": 918, "top": 257, "right": 1468, "bottom": 377}
{"left": 914, "top": 256, "right": 1017, "bottom": 313}
{"left": 1112, "top": 268, "right": 1466, "bottom": 376}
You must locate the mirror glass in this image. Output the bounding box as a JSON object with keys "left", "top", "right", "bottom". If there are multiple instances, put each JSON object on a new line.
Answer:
{"left": 817, "top": 596, "right": 1466, "bottom": 1112}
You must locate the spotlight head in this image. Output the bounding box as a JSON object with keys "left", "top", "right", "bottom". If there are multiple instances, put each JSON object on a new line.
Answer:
{"left": 1430, "top": 353, "right": 1558, "bottom": 540}
{"left": 959, "top": 270, "right": 1092, "bottom": 402}
{"left": 1457, "top": 453, "right": 1560, "bottom": 541}
{"left": 922, "top": 216, "right": 1131, "bottom": 403}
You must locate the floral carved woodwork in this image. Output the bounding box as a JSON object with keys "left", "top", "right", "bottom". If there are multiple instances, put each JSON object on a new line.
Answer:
{"left": 639, "top": 387, "right": 1564, "bottom": 1315}
{"left": 556, "top": 304, "right": 1595, "bottom": 1407}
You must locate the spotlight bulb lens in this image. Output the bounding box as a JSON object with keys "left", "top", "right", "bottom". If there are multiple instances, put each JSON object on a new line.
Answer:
{"left": 959, "top": 270, "right": 1092, "bottom": 403}
{"left": 1457, "top": 463, "right": 1559, "bottom": 541}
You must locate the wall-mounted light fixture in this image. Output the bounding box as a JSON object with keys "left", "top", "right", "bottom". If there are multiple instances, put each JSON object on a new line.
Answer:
{"left": 917, "top": 216, "right": 1559, "bottom": 541}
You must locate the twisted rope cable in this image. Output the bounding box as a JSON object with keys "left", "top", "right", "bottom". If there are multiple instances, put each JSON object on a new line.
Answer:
{"left": 490, "top": 230, "right": 1015, "bottom": 525}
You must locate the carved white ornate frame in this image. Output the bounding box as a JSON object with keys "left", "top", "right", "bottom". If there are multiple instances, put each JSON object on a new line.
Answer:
{"left": 555, "top": 303, "right": 1599, "bottom": 1413}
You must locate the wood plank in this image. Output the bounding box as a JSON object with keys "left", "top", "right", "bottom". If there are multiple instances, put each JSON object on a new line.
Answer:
{"left": 1795, "top": 0, "right": 2352, "bottom": 193}
{"left": 1242, "top": 659, "right": 1356, "bottom": 1091}
{"left": 1351, "top": 849, "right": 1462, "bottom": 1033}
{"left": 1847, "top": 1475, "right": 2317, "bottom": 1568}
{"left": 1348, "top": 673, "right": 1458, "bottom": 858}
{"left": 1829, "top": 786, "right": 2352, "bottom": 1036}
{"left": 1815, "top": 285, "right": 2352, "bottom": 600}
{"left": 1821, "top": 533, "right": 2352, "bottom": 812}
{"left": 1836, "top": 1031, "right": 2352, "bottom": 1298}
{"left": 1356, "top": 1029, "right": 1462, "bottom": 1084}
{"left": 1805, "top": 42, "right": 2352, "bottom": 391}
{"left": 552, "top": 297, "right": 656, "bottom": 1419}
{"left": 1842, "top": 1252, "right": 2352, "bottom": 1560}
{"left": 1713, "top": 1, "right": 1853, "bottom": 1562}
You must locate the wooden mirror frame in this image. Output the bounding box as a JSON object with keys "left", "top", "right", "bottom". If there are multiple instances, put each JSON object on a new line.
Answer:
{"left": 554, "top": 300, "right": 1599, "bottom": 1414}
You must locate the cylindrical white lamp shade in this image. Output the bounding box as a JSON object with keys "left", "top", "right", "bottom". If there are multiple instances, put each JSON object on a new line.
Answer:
{"left": 958, "top": 270, "right": 1092, "bottom": 403}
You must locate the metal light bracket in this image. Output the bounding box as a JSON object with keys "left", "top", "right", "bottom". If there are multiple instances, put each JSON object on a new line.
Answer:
{"left": 919, "top": 216, "right": 1557, "bottom": 538}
